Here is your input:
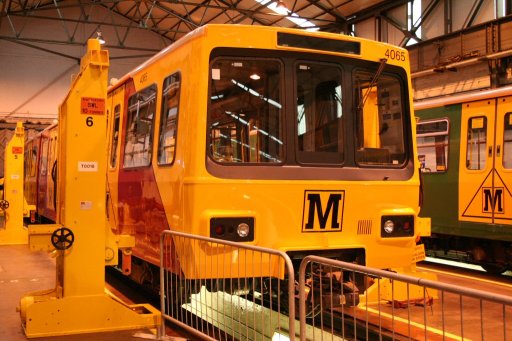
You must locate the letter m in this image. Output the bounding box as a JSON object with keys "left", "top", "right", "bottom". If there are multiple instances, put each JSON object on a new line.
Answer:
{"left": 304, "top": 192, "right": 343, "bottom": 230}
{"left": 483, "top": 187, "right": 504, "bottom": 213}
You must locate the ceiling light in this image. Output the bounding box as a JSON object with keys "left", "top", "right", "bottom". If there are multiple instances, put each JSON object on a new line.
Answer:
{"left": 254, "top": 0, "right": 318, "bottom": 30}
{"left": 96, "top": 31, "right": 106, "bottom": 45}
{"left": 250, "top": 73, "right": 261, "bottom": 80}
{"left": 276, "top": 0, "right": 288, "bottom": 12}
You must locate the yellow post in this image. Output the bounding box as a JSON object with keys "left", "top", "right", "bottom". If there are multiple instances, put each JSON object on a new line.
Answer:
{"left": 19, "top": 39, "right": 160, "bottom": 338}
{"left": 0, "top": 122, "right": 28, "bottom": 244}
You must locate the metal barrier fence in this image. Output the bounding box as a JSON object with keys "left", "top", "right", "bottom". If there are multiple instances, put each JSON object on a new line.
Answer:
{"left": 159, "top": 233, "right": 512, "bottom": 340}
{"left": 159, "top": 230, "right": 296, "bottom": 340}
{"left": 298, "top": 255, "right": 512, "bottom": 341}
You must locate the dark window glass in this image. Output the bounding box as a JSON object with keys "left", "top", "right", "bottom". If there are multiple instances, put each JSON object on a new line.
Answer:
{"left": 209, "top": 58, "right": 283, "bottom": 163}
{"left": 109, "top": 104, "right": 121, "bottom": 168}
{"left": 504, "top": 113, "right": 512, "bottom": 169}
{"left": 296, "top": 62, "right": 343, "bottom": 164}
{"left": 158, "top": 73, "right": 180, "bottom": 165}
{"left": 354, "top": 70, "right": 406, "bottom": 166}
{"left": 466, "top": 116, "right": 487, "bottom": 170}
{"left": 123, "top": 84, "right": 157, "bottom": 168}
{"left": 278, "top": 33, "right": 360, "bottom": 55}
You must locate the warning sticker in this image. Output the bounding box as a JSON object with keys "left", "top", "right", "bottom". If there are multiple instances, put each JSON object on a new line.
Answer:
{"left": 81, "top": 97, "right": 105, "bottom": 115}
{"left": 80, "top": 201, "right": 93, "bottom": 210}
{"left": 12, "top": 146, "right": 22, "bottom": 154}
{"left": 413, "top": 244, "right": 426, "bottom": 262}
{"left": 78, "top": 161, "right": 98, "bottom": 172}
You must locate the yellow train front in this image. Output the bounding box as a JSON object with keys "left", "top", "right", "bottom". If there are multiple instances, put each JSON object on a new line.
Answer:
{"left": 105, "top": 25, "right": 429, "bottom": 295}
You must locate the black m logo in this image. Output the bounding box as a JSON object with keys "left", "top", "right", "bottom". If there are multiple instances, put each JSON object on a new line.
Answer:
{"left": 302, "top": 190, "right": 344, "bottom": 232}
{"left": 482, "top": 187, "right": 504, "bottom": 213}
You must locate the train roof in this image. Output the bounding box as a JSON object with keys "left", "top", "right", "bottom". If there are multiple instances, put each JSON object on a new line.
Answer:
{"left": 414, "top": 85, "right": 512, "bottom": 111}
{"left": 108, "top": 24, "right": 408, "bottom": 93}
{"left": 24, "top": 122, "right": 58, "bottom": 144}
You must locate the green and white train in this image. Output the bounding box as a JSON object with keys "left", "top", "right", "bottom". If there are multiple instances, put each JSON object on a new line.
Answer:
{"left": 415, "top": 86, "right": 512, "bottom": 274}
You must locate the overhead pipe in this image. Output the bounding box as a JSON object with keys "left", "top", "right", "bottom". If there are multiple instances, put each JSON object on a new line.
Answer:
{"left": 411, "top": 49, "right": 512, "bottom": 79}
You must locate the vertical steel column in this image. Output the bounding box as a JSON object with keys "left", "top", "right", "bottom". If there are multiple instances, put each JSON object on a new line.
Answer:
{"left": 19, "top": 39, "right": 160, "bottom": 338}
{"left": 0, "top": 122, "right": 27, "bottom": 244}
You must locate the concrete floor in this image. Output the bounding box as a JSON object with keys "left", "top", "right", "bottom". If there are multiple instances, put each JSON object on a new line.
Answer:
{"left": 0, "top": 244, "right": 190, "bottom": 341}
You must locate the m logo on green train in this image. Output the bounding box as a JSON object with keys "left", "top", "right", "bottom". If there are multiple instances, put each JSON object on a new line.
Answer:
{"left": 482, "top": 187, "right": 504, "bottom": 213}
{"left": 302, "top": 190, "right": 344, "bottom": 232}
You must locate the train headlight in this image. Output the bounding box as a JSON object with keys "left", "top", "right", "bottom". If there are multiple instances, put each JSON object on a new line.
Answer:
{"left": 237, "top": 223, "right": 250, "bottom": 238}
{"left": 210, "top": 217, "right": 254, "bottom": 242}
{"left": 383, "top": 220, "right": 395, "bottom": 234}
{"left": 381, "top": 215, "right": 414, "bottom": 238}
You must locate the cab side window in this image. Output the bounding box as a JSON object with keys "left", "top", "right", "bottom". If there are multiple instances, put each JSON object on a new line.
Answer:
{"left": 110, "top": 104, "right": 121, "bottom": 168}
{"left": 30, "top": 145, "right": 38, "bottom": 176}
{"left": 123, "top": 84, "right": 157, "bottom": 168}
{"left": 158, "top": 73, "right": 180, "bottom": 165}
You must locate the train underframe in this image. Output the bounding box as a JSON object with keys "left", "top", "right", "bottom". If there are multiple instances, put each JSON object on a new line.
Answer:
{"left": 424, "top": 234, "right": 512, "bottom": 274}
{"left": 119, "top": 248, "right": 369, "bottom": 312}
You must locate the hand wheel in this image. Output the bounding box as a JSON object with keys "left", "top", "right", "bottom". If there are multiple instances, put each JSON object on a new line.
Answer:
{"left": 51, "top": 227, "right": 75, "bottom": 250}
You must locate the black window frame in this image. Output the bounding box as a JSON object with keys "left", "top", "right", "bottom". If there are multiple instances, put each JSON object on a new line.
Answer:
{"left": 352, "top": 67, "right": 410, "bottom": 169}
{"left": 206, "top": 47, "right": 415, "bottom": 181}
{"left": 122, "top": 83, "right": 158, "bottom": 170}
{"left": 157, "top": 72, "right": 181, "bottom": 166}
{"left": 109, "top": 104, "right": 121, "bottom": 169}
{"left": 295, "top": 60, "right": 345, "bottom": 166}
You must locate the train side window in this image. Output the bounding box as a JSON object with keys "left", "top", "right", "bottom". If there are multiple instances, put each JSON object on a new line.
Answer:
{"left": 48, "top": 138, "right": 53, "bottom": 170}
{"left": 416, "top": 119, "right": 449, "bottom": 173}
{"left": 30, "top": 145, "right": 38, "bottom": 177}
{"left": 296, "top": 62, "right": 343, "bottom": 164}
{"left": 24, "top": 145, "right": 31, "bottom": 178}
{"left": 208, "top": 58, "right": 283, "bottom": 163}
{"left": 503, "top": 113, "right": 512, "bottom": 169}
{"left": 110, "top": 104, "right": 121, "bottom": 168}
{"left": 158, "top": 73, "right": 180, "bottom": 165}
{"left": 354, "top": 70, "right": 406, "bottom": 166}
{"left": 123, "top": 84, "right": 157, "bottom": 168}
{"left": 51, "top": 137, "right": 57, "bottom": 166}
{"left": 40, "top": 139, "right": 48, "bottom": 176}
{"left": 466, "top": 116, "right": 487, "bottom": 170}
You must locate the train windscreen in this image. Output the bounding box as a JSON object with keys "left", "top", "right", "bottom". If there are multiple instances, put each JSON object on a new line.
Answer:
{"left": 208, "top": 54, "right": 410, "bottom": 171}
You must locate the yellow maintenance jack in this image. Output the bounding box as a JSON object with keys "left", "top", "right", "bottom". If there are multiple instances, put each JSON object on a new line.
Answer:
{"left": 19, "top": 39, "right": 161, "bottom": 338}
{"left": 0, "top": 122, "right": 29, "bottom": 245}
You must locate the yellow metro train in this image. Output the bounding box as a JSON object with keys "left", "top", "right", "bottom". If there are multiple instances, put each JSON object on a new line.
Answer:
{"left": 27, "top": 24, "right": 430, "bottom": 303}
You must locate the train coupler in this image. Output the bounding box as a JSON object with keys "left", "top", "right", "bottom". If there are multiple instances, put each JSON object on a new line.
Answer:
{"left": 305, "top": 268, "right": 361, "bottom": 310}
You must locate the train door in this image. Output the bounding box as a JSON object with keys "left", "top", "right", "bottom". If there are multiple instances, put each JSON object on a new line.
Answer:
{"left": 106, "top": 85, "right": 125, "bottom": 230}
{"left": 459, "top": 97, "right": 512, "bottom": 224}
{"left": 495, "top": 96, "right": 512, "bottom": 225}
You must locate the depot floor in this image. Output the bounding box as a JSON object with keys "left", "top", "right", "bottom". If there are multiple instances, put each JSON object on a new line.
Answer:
{"left": 0, "top": 245, "right": 175, "bottom": 341}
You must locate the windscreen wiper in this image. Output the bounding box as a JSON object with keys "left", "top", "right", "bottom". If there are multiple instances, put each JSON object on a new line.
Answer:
{"left": 357, "top": 58, "right": 387, "bottom": 112}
